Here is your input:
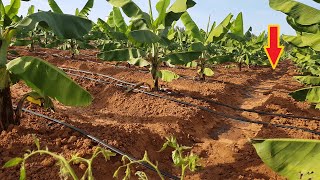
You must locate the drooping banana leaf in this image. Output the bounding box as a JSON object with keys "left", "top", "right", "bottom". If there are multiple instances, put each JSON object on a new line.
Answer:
{"left": 252, "top": 139, "right": 320, "bottom": 179}
{"left": 269, "top": 0, "right": 320, "bottom": 26}
{"left": 15, "top": 11, "right": 93, "bottom": 40}
{"left": 164, "top": 0, "right": 196, "bottom": 27}
{"left": 286, "top": 16, "right": 319, "bottom": 34}
{"left": 7, "top": 56, "right": 92, "bottom": 106}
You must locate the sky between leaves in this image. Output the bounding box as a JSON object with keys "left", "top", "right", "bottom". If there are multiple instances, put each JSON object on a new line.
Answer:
{"left": 3, "top": 0, "right": 320, "bottom": 35}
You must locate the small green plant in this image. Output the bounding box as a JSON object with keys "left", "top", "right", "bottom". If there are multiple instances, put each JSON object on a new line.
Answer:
{"left": 3, "top": 136, "right": 116, "bottom": 180}
{"left": 159, "top": 136, "right": 201, "bottom": 180}
{"left": 113, "top": 152, "right": 164, "bottom": 180}
{"left": 3, "top": 136, "right": 200, "bottom": 180}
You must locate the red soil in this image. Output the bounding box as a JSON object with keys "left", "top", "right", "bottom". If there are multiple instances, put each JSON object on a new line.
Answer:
{"left": 1, "top": 46, "right": 320, "bottom": 179}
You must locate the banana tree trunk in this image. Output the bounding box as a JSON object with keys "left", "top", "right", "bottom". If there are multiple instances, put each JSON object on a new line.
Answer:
{"left": 70, "top": 39, "right": 76, "bottom": 59}
{"left": 151, "top": 44, "right": 159, "bottom": 91}
{"left": 0, "top": 67, "right": 15, "bottom": 131}
{"left": 30, "top": 32, "right": 35, "bottom": 52}
{"left": 238, "top": 61, "right": 242, "bottom": 72}
{"left": 199, "top": 59, "right": 206, "bottom": 81}
{"left": 0, "top": 39, "right": 16, "bottom": 131}
{"left": 151, "top": 61, "right": 159, "bottom": 91}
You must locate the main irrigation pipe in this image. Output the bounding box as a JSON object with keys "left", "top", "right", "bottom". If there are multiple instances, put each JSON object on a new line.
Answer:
{"left": 62, "top": 67, "right": 320, "bottom": 122}
{"left": 64, "top": 70, "right": 320, "bottom": 136}
{"left": 19, "top": 107, "right": 180, "bottom": 180}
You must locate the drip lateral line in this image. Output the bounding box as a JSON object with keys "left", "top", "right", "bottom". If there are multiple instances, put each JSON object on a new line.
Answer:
{"left": 19, "top": 107, "right": 179, "bottom": 180}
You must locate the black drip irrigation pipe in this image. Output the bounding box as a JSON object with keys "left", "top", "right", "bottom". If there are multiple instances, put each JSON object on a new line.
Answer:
{"left": 168, "top": 92, "right": 320, "bottom": 122}
{"left": 63, "top": 69, "right": 320, "bottom": 136}
{"left": 19, "top": 107, "right": 180, "bottom": 180}
{"left": 63, "top": 67, "right": 320, "bottom": 122}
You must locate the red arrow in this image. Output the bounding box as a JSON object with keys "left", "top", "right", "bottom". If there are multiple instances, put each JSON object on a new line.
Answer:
{"left": 264, "top": 25, "right": 284, "bottom": 70}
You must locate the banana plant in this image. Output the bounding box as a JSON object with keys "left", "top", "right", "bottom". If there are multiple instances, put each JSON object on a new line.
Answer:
{"left": 269, "top": 0, "right": 320, "bottom": 108}
{"left": 0, "top": 0, "right": 93, "bottom": 131}
{"left": 226, "top": 13, "right": 267, "bottom": 71}
{"left": 180, "top": 12, "right": 233, "bottom": 80}
{"left": 48, "top": 0, "right": 94, "bottom": 58}
{"left": 99, "top": 0, "right": 200, "bottom": 91}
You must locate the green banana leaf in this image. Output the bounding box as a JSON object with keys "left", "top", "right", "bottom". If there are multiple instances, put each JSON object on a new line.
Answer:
{"left": 0, "top": 1, "right": 5, "bottom": 21}
{"left": 97, "top": 18, "right": 128, "bottom": 40}
{"left": 206, "top": 13, "right": 233, "bottom": 44}
{"left": 189, "top": 42, "right": 206, "bottom": 52}
{"left": 202, "top": 68, "right": 214, "bottom": 76}
{"left": 290, "top": 86, "right": 320, "bottom": 103}
{"left": 295, "top": 76, "right": 320, "bottom": 85}
{"left": 15, "top": 11, "right": 92, "bottom": 40}
{"left": 5, "top": 0, "right": 20, "bottom": 19}
{"left": 165, "top": 51, "right": 202, "bottom": 65}
{"left": 230, "top": 12, "right": 244, "bottom": 37}
{"left": 252, "top": 139, "right": 320, "bottom": 179}
{"left": 129, "top": 30, "right": 161, "bottom": 43}
{"left": 269, "top": 0, "right": 320, "bottom": 26}
{"left": 11, "top": 39, "right": 32, "bottom": 46}
{"left": 181, "top": 12, "right": 204, "bottom": 42}
{"left": 107, "top": 0, "right": 131, "bottom": 8}
{"left": 207, "top": 55, "right": 234, "bottom": 64}
{"left": 128, "top": 58, "right": 150, "bottom": 67}
{"left": 112, "top": 7, "right": 127, "bottom": 33}
{"left": 284, "top": 33, "right": 320, "bottom": 51}
{"left": 27, "top": 5, "right": 34, "bottom": 15}
{"left": 48, "top": 0, "right": 63, "bottom": 14}
{"left": 153, "top": 0, "right": 170, "bottom": 28}
{"left": 106, "top": 0, "right": 150, "bottom": 27}
{"left": 164, "top": 0, "right": 196, "bottom": 27}
{"left": 97, "top": 18, "right": 113, "bottom": 33}
{"left": 7, "top": 56, "right": 92, "bottom": 106}
{"left": 78, "top": 0, "right": 94, "bottom": 17}
{"left": 98, "top": 48, "right": 142, "bottom": 61}
{"left": 286, "top": 16, "right": 319, "bottom": 34}
{"left": 157, "top": 70, "right": 179, "bottom": 82}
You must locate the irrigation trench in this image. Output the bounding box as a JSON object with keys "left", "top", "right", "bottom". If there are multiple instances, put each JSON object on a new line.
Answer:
{"left": 15, "top": 65, "right": 320, "bottom": 179}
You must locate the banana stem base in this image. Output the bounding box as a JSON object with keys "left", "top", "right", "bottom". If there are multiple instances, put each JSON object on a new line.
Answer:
{"left": 0, "top": 86, "right": 15, "bottom": 131}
